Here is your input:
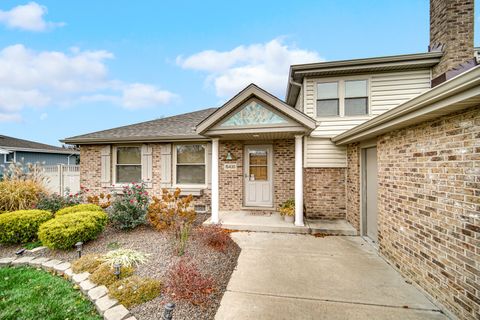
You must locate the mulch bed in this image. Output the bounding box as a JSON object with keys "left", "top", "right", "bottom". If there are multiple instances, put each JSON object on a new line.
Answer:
{"left": 0, "top": 214, "right": 241, "bottom": 320}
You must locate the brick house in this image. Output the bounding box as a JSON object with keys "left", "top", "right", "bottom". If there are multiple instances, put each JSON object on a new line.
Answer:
{"left": 63, "top": 0, "right": 479, "bottom": 319}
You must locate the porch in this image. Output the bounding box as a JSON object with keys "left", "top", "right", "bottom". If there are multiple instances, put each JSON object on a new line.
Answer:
{"left": 204, "top": 211, "right": 357, "bottom": 235}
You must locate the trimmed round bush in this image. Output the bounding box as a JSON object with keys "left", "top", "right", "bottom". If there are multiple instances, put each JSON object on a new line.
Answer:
{"left": 56, "top": 204, "right": 103, "bottom": 216}
{"left": 38, "top": 211, "right": 108, "bottom": 249}
{"left": 0, "top": 210, "right": 53, "bottom": 244}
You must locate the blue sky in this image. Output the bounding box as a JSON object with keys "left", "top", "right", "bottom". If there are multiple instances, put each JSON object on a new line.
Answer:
{"left": 0, "top": 1, "right": 478, "bottom": 145}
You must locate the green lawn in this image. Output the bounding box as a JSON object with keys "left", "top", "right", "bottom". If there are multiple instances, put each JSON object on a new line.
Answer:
{"left": 0, "top": 266, "right": 101, "bottom": 320}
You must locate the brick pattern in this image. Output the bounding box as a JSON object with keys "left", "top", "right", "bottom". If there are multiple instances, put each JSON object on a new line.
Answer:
{"left": 430, "top": 0, "right": 474, "bottom": 78}
{"left": 346, "top": 143, "right": 360, "bottom": 230}
{"left": 219, "top": 141, "right": 244, "bottom": 211}
{"left": 79, "top": 145, "right": 104, "bottom": 194}
{"left": 303, "top": 168, "right": 346, "bottom": 219}
{"left": 273, "top": 140, "right": 295, "bottom": 210}
{"left": 346, "top": 106, "right": 480, "bottom": 320}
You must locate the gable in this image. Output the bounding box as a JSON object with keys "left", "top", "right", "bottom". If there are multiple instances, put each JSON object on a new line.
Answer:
{"left": 219, "top": 100, "right": 289, "bottom": 127}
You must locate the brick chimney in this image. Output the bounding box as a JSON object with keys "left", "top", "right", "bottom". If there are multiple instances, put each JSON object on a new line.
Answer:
{"left": 429, "top": 0, "right": 476, "bottom": 86}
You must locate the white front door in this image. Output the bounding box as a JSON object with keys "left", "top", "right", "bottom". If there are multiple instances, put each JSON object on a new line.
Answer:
{"left": 244, "top": 145, "right": 273, "bottom": 207}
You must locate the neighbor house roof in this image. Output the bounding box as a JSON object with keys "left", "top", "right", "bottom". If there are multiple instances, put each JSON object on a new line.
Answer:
{"left": 332, "top": 65, "right": 480, "bottom": 145}
{"left": 285, "top": 52, "right": 443, "bottom": 106}
{"left": 62, "top": 108, "right": 218, "bottom": 144}
{"left": 0, "top": 135, "right": 79, "bottom": 154}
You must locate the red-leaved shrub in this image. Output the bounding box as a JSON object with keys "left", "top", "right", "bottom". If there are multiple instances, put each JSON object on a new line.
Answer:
{"left": 196, "top": 225, "right": 231, "bottom": 252}
{"left": 166, "top": 258, "right": 215, "bottom": 305}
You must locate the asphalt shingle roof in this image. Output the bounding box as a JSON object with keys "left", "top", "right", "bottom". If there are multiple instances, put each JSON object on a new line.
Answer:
{"left": 0, "top": 135, "right": 74, "bottom": 153}
{"left": 63, "top": 108, "right": 218, "bottom": 143}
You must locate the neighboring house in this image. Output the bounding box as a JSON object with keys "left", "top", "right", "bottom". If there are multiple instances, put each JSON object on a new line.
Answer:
{"left": 0, "top": 135, "right": 79, "bottom": 176}
{"left": 63, "top": 1, "right": 478, "bottom": 319}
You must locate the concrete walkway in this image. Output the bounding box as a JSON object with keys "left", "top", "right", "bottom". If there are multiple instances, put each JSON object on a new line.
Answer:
{"left": 216, "top": 233, "right": 449, "bottom": 320}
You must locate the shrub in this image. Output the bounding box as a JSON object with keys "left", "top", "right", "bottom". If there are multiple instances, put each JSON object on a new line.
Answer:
{"left": 86, "top": 192, "right": 112, "bottom": 209}
{"left": 38, "top": 211, "right": 108, "bottom": 249}
{"left": 71, "top": 254, "right": 103, "bottom": 273}
{"left": 0, "top": 210, "right": 53, "bottom": 244}
{"left": 90, "top": 263, "right": 134, "bottom": 286}
{"left": 196, "top": 225, "right": 231, "bottom": 252}
{"left": 36, "top": 189, "right": 85, "bottom": 213}
{"left": 108, "top": 276, "right": 162, "bottom": 308}
{"left": 101, "top": 249, "right": 149, "bottom": 268}
{"left": 166, "top": 258, "right": 215, "bottom": 305}
{"left": 147, "top": 188, "right": 196, "bottom": 231}
{"left": 1, "top": 160, "right": 48, "bottom": 185}
{"left": 0, "top": 180, "right": 46, "bottom": 212}
{"left": 279, "top": 199, "right": 295, "bottom": 217}
{"left": 56, "top": 204, "right": 103, "bottom": 216}
{"left": 109, "top": 183, "right": 149, "bottom": 230}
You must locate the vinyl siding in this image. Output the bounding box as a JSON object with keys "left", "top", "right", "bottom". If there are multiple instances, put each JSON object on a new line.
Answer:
{"left": 304, "top": 137, "right": 346, "bottom": 168}
{"left": 303, "top": 69, "right": 431, "bottom": 167}
{"left": 295, "top": 87, "right": 303, "bottom": 111}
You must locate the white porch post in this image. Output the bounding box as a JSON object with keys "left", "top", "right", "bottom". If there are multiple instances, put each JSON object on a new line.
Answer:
{"left": 211, "top": 138, "right": 219, "bottom": 224}
{"left": 294, "top": 135, "right": 304, "bottom": 226}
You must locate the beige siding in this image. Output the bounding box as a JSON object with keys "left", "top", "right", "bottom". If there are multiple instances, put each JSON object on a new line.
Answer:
{"left": 304, "top": 137, "right": 346, "bottom": 168}
{"left": 303, "top": 69, "right": 431, "bottom": 167}
{"left": 304, "top": 69, "right": 431, "bottom": 138}
{"left": 370, "top": 70, "right": 431, "bottom": 115}
{"left": 295, "top": 87, "right": 303, "bottom": 111}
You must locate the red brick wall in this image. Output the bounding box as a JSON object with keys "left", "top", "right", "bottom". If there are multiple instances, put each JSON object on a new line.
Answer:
{"left": 303, "top": 167, "right": 346, "bottom": 219}
{"left": 346, "top": 143, "right": 360, "bottom": 230}
{"left": 79, "top": 145, "right": 104, "bottom": 194}
{"left": 346, "top": 106, "right": 480, "bottom": 319}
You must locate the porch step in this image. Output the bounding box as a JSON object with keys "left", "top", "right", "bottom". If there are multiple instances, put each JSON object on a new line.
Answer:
{"left": 203, "top": 212, "right": 357, "bottom": 236}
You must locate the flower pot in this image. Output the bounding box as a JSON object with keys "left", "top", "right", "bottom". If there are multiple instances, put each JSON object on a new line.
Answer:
{"left": 284, "top": 215, "right": 294, "bottom": 223}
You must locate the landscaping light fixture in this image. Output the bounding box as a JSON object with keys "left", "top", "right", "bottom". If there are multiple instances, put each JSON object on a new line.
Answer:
{"left": 114, "top": 263, "right": 121, "bottom": 279}
{"left": 15, "top": 248, "right": 26, "bottom": 256}
{"left": 75, "top": 242, "right": 83, "bottom": 258}
{"left": 162, "top": 302, "right": 175, "bottom": 320}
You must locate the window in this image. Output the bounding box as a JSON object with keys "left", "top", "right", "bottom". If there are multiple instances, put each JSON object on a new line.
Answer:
{"left": 115, "top": 146, "right": 141, "bottom": 183}
{"left": 176, "top": 144, "right": 206, "bottom": 185}
{"left": 249, "top": 150, "right": 268, "bottom": 180}
{"left": 4, "top": 152, "right": 15, "bottom": 163}
{"left": 345, "top": 80, "right": 368, "bottom": 116}
{"left": 316, "top": 79, "right": 369, "bottom": 117}
{"left": 316, "top": 82, "right": 339, "bottom": 116}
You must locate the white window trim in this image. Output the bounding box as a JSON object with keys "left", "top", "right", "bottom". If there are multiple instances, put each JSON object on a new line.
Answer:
{"left": 111, "top": 145, "right": 142, "bottom": 186}
{"left": 172, "top": 143, "right": 208, "bottom": 189}
{"left": 4, "top": 151, "right": 16, "bottom": 163}
{"left": 315, "top": 76, "right": 371, "bottom": 120}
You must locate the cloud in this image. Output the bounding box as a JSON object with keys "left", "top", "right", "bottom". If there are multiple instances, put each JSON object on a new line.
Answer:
{"left": 0, "top": 2, "right": 64, "bottom": 32}
{"left": 39, "top": 112, "right": 48, "bottom": 120}
{"left": 122, "top": 83, "right": 177, "bottom": 109}
{"left": 177, "top": 38, "right": 322, "bottom": 98}
{"left": 0, "top": 44, "right": 176, "bottom": 122}
{"left": 0, "top": 113, "right": 22, "bottom": 123}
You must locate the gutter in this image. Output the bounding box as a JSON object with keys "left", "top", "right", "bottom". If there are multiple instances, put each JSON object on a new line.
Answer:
{"left": 61, "top": 135, "right": 212, "bottom": 145}
{"left": 332, "top": 65, "right": 480, "bottom": 145}
{"left": 0, "top": 146, "right": 79, "bottom": 155}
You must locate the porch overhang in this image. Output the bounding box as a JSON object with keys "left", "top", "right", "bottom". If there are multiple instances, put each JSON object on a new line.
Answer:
{"left": 196, "top": 84, "right": 316, "bottom": 139}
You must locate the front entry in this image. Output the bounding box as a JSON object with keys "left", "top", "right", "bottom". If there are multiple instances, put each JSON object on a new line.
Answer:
{"left": 244, "top": 145, "right": 273, "bottom": 207}
{"left": 364, "top": 147, "right": 379, "bottom": 243}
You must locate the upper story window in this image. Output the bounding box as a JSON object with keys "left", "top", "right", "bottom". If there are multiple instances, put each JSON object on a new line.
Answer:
{"left": 345, "top": 80, "right": 368, "bottom": 116}
{"left": 175, "top": 144, "right": 206, "bottom": 185}
{"left": 115, "top": 146, "right": 141, "bottom": 183}
{"left": 316, "top": 79, "right": 369, "bottom": 117}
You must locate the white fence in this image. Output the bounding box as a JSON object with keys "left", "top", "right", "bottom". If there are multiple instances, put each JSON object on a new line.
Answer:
{"left": 43, "top": 165, "right": 80, "bottom": 194}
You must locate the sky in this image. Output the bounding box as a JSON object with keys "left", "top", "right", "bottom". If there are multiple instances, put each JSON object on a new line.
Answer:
{"left": 0, "top": 1, "right": 478, "bottom": 146}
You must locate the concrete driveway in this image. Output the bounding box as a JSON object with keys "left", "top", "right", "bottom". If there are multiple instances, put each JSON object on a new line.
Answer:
{"left": 216, "top": 233, "right": 449, "bottom": 320}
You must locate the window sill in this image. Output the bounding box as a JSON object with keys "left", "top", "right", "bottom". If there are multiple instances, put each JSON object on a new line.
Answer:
{"left": 169, "top": 186, "right": 205, "bottom": 196}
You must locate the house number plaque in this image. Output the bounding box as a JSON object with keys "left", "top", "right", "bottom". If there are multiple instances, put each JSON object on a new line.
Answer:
{"left": 224, "top": 163, "right": 237, "bottom": 170}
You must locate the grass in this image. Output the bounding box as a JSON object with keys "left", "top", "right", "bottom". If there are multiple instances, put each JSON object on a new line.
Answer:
{"left": 0, "top": 266, "right": 102, "bottom": 320}
{"left": 23, "top": 241, "right": 43, "bottom": 250}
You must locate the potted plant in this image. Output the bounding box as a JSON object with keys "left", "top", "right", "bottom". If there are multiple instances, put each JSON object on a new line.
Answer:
{"left": 279, "top": 199, "right": 295, "bottom": 223}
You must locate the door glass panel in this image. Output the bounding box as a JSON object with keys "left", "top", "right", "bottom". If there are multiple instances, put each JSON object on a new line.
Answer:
{"left": 249, "top": 150, "right": 268, "bottom": 181}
